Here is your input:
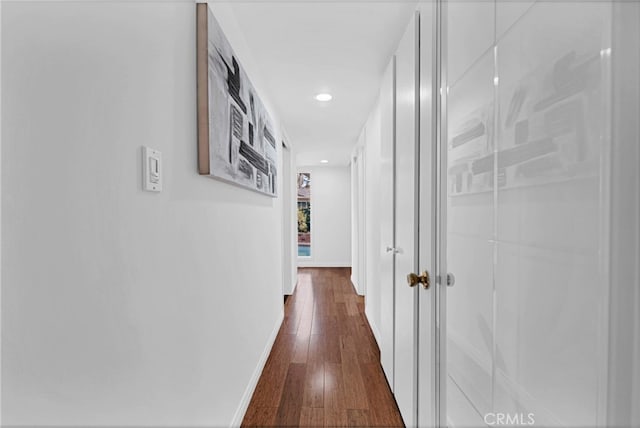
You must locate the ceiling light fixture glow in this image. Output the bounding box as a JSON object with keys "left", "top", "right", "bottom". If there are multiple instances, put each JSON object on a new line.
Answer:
{"left": 320, "top": 159, "right": 329, "bottom": 164}
{"left": 315, "top": 93, "right": 333, "bottom": 102}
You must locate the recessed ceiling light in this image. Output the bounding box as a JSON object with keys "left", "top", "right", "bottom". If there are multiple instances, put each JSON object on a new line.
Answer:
{"left": 320, "top": 159, "right": 329, "bottom": 164}
{"left": 315, "top": 93, "right": 332, "bottom": 102}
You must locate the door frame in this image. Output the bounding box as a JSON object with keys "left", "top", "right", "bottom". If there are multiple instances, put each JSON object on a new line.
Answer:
{"left": 350, "top": 145, "right": 367, "bottom": 296}
{"left": 417, "top": 0, "right": 441, "bottom": 426}
{"left": 281, "top": 140, "right": 297, "bottom": 296}
{"left": 434, "top": 0, "right": 448, "bottom": 426}
{"left": 358, "top": 144, "right": 367, "bottom": 297}
{"left": 607, "top": 2, "right": 640, "bottom": 426}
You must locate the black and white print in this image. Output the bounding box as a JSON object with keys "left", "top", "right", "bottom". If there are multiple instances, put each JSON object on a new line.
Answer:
{"left": 205, "top": 9, "right": 278, "bottom": 197}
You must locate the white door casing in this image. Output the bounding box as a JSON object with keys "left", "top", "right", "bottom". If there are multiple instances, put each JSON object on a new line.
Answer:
{"left": 393, "top": 11, "right": 420, "bottom": 426}
{"left": 417, "top": 1, "right": 438, "bottom": 427}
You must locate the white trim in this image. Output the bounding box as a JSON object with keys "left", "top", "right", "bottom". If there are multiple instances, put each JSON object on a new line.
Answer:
{"left": 281, "top": 142, "right": 297, "bottom": 296}
{"left": 279, "top": 126, "right": 294, "bottom": 151}
{"left": 365, "top": 307, "right": 382, "bottom": 347}
{"left": 350, "top": 144, "right": 367, "bottom": 297}
{"left": 357, "top": 146, "right": 367, "bottom": 297}
{"left": 298, "top": 261, "right": 351, "bottom": 268}
{"left": 296, "top": 169, "right": 314, "bottom": 271}
{"left": 350, "top": 157, "right": 359, "bottom": 294}
{"left": 607, "top": 2, "right": 640, "bottom": 426}
{"left": 288, "top": 278, "right": 298, "bottom": 296}
{"left": 230, "top": 309, "right": 284, "bottom": 427}
{"left": 350, "top": 274, "right": 364, "bottom": 296}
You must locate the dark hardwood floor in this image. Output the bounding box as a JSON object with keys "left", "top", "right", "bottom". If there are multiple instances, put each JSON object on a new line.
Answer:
{"left": 242, "top": 267, "right": 404, "bottom": 427}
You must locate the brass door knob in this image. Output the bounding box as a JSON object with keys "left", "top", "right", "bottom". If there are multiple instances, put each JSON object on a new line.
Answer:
{"left": 407, "top": 271, "right": 430, "bottom": 289}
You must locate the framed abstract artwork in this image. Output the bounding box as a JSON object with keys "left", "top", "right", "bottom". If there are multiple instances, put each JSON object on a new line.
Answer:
{"left": 196, "top": 3, "right": 278, "bottom": 197}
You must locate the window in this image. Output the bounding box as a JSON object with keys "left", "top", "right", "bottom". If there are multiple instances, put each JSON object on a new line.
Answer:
{"left": 297, "top": 173, "right": 311, "bottom": 257}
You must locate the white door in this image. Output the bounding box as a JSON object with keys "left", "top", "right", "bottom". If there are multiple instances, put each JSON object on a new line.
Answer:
{"left": 393, "top": 11, "right": 419, "bottom": 426}
{"left": 438, "top": 2, "right": 614, "bottom": 427}
{"left": 379, "top": 56, "right": 396, "bottom": 390}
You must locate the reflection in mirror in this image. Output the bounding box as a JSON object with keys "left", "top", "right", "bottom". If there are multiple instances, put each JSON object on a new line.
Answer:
{"left": 444, "top": 2, "right": 611, "bottom": 427}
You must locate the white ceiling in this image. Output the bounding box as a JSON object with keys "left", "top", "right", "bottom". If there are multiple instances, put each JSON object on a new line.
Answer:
{"left": 229, "top": 1, "right": 417, "bottom": 166}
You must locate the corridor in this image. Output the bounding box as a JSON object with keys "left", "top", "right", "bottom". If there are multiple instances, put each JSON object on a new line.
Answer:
{"left": 242, "top": 268, "right": 404, "bottom": 427}
{"left": 1, "top": 1, "right": 639, "bottom": 426}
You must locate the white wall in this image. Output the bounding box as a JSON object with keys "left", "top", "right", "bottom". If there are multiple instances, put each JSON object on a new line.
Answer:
{"left": 1, "top": 2, "right": 288, "bottom": 426}
{"left": 296, "top": 166, "right": 351, "bottom": 268}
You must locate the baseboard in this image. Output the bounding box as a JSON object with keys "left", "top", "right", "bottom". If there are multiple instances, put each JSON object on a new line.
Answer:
{"left": 284, "top": 277, "right": 298, "bottom": 295}
{"left": 230, "top": 309, "right": 284, "bottom": 427}
{"left": 350, "top": 275, "right": 364, "bottom": 296}
{"left": 365, "top": 306, "right": 382, "bottom": 347}
{"left": 297, "top": 261, "right": 351, "bottom": 268}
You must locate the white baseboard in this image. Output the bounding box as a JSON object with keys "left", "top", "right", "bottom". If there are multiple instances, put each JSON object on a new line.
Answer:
{"left": 365, "top": 306, "right": 382, "bottom": 347}
{"left": 284, "top": 277, "right": 298, "bottom": 295}
{"left": 230, "top": 309, "right": 284, "bottom": 427}
{"left": 350, "top": 275, "right": 364, "bottom": 296}
{"left": 290, "top": 278, "right": 298, "bottom": 295}
{"left": 297, "top": 261, "right": 351, "bottom": 268}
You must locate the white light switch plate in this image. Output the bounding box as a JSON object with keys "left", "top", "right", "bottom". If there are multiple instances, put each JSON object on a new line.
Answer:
{"left": 142, "top": 146, "right": 162, "bottom": 192}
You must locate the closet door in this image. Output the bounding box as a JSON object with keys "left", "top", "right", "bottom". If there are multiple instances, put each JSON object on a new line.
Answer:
{"left": 440, "top": 3, "right": 496, "bottom": 425}
{"left": 438, "top": 2, "right": 613, "bottom": 426}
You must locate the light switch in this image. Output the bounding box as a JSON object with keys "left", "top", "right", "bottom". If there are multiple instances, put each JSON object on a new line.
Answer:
{"left": 142, "top": 146, "right": 162, "bottom": 192}
{"left": 149, "top": 157, "right": 159, "bottom": 183}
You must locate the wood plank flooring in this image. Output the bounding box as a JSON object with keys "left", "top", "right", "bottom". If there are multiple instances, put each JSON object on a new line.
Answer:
{"left": 242, "top": 267, "right": 404, "bottom": 427}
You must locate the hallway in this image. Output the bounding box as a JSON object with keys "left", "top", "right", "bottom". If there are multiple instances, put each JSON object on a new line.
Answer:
{"left": 242, "top": 268, "right": 404, "bottom": 427}
{"left": 1, "top": 1, "right": 639, "bottom": 426}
